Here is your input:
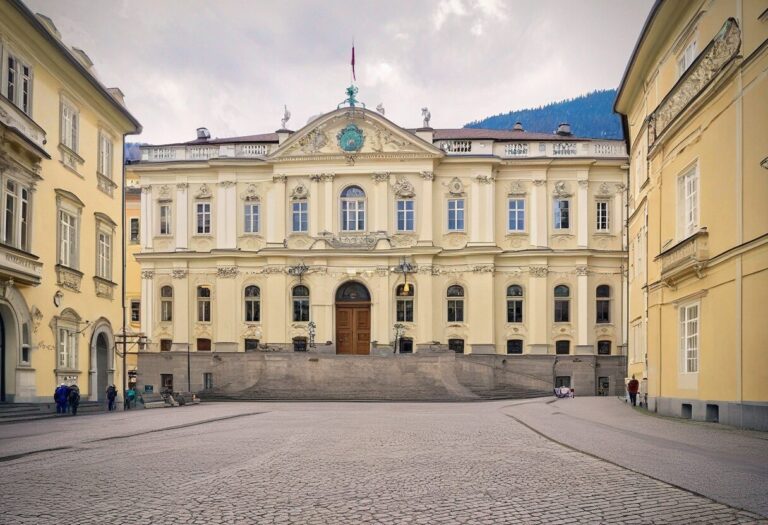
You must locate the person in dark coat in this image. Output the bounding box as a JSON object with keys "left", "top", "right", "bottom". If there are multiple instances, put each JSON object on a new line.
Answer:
{"left": 54, "top": 384, "right": 67, "bottom": 414}
{"left": 627, "top": 375, "right": 640, "bottom": 406}
{"left": 68, "top": 384, "right": 80, "bottom": 416}
{"left": 106, "top": 384, "right": 117, "bottom": 411}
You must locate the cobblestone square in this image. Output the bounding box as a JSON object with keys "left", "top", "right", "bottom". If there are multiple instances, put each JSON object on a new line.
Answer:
{"left": 0, "top": 400, "right": 765, "bottom": 524}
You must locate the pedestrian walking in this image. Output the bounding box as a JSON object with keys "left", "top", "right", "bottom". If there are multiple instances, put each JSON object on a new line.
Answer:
{"left": 68, "top": 384, "right": 80, "bottom": 416}
{"left": 627, "top": 375, "right": 640, "bottom": 406}
{"left": 569, "top": 387, "right": 575, "bottom": 399}
{"left": 54, "top": 383, "right": 67, "bottom": 414}
{"left": 106, "top": 384, "right": 117, "bottom": 411}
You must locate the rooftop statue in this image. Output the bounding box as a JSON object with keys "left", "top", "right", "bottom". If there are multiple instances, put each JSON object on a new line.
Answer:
{"left": 421, "top": 107, "right": 431, "bottom": 128}
{"left": 281, "top": 105, "right": 291, "bottom": 129}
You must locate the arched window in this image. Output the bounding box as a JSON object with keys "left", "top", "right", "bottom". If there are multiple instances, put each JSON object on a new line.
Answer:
{"left": 447, "top": 285, "right": 464, "bottom": 323}
{"left": 596, "top": 285, "right": 611, "bottom": 324}
{"left": 292, "top": 285, "right": 310, "bottom": 322}
{"left": 244, "top": 285, "right": 260, "bottom": 322}
{"left": 160, "top": 285, "right": 173, "bottom": 322}
{"left": 197, "top": 286, "right": 211, "bottom": 322}
{"left": 340, "top": 185, "right": 366, "bottom": 231}
{"left": 506, "top": 285, "right": 523, "bottom": 323}
{"left": 554, "top": 285, "right": 570, "bottom": 323}
{"left": 396, "top": 284, "right": 414, "bottom": 322}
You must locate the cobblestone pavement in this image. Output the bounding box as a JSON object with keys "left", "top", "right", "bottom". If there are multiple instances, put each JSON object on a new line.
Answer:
{"left": 0, "top": 401, "right": 765, "bottom": 524}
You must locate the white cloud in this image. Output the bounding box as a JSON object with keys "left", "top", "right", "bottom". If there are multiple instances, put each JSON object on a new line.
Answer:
{"left": 433, "top": 0, "right": 468, "bottom": 31}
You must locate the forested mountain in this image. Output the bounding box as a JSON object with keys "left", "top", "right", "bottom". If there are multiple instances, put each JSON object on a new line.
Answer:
{"left": 465, "top": 89, "right": 622, "bottom": 139}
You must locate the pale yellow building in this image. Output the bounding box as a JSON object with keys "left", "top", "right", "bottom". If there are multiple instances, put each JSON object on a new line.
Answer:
{"left": 0, "top": 1, "right": 141, "bottom": 402}
{"left": 128, "top": 91, "right": 629, "bottom": 395}
{"left": 615, "top": 0, "right": 768, "bottom": 428}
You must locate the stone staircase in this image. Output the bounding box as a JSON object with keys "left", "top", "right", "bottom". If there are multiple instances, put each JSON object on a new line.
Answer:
{"left": 0, "top": 400, "right": 110, "bottom": 424}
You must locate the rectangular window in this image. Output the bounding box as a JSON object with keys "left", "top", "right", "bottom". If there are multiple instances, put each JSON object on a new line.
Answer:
{"left": 244, "top": 338, "right": 260, "bottom": 352}
{"left": 198, "top": 294, "right": 211, "bottom": 322}
{"left": 507, "top": 198, "right": 525, "bottom": 231}
{"left": 159, "top": 204, "right": 171, "bottom": 235}
{"left": 555, "top": 341, "right": 570, "bottom": 355}
{"left": 447, "top": 198, "right": 464, "bottom": 231}
{"left": 130, "top": 300, "right": 140, "bottom": 322}
{"left": 341, "top": 200, "right": 365, "bottom": 231}
{"left": 677, "top": 39, "right": 697, "bottom": 78}
{"left": 447, "top": 299, "right": 464, "bottom": 323}
{"left": 203, "top": 372, "right": 213, "bottom": 390}
{"left": 60, "top": 100, "right": 78, "bottom": 152}
{"left": 396, "top": 297, "right": 414, "bottom": 322}
{"left": 130, "top": 217, "right": 140, "bottom": 244}
{"left": 292, "top": 200, "right": 308, "bottom": 232}
{"left": 20, "top": 187, "right": 29, "bottom": 251}
{"left": 507, "top": 299, "right": 523, "bottom": 323}
{"left": 59, "top": 211, "right": 77, "bottom": 268}
{"left": 196, "top": 202, "right": 211, "bottom": 234}
{"left": 244, "top": 202, "right": 259, "bottom": 233}
{"left": 293, "top": 298, "right": 310, "bottom": 322}
{"left": 21, "top": 324, "right": 30, "bottom": 364}
{"left": 98, "top": 133, "right": 113, "bottom": 178}
{"left": 554, "top": 299, "right": 570, "bottom": 323}
{"left": 448, "top": 339, "right": 465, "bottom": 354}
{"left": 506, "top": 340, "right": 523, "bottom": 354}
{"left": 680, "top": 303, "right": 699, "bottom": 373}
{"left": 597, "top": 340, "right": 611, "bottom": 355}
{"left": 5, "top": 180, "right": 16, "bottom": 246}
{"left": 197, "top": 338, "right": 211, "bottom": 351}
{"left": 57, "top": 328, "right": 77, "bottom": 369}
{"left": 397, "top": 199, "right": 415, "bottom": 231}
{"left": 554, "top": 199, "right": 570, "bottom": 229}
{"left": 6, "top": 55, "right": 32, "bottom": 114}
{"left": 97, "top": 232, "right": 112, "bottom": 279}
{"left": 160, "top": 339, "right": 172, "bottom": 352}
{"left": 678, "top": 165, "right": 699, "bottom": 239}
{"left": 596, "top": 200, "right": 610, "bottom": 231}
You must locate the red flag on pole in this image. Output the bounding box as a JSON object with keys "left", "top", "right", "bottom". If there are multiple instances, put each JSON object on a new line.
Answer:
{"left": 351, "top": 45, "right": 356, "bottom": 82}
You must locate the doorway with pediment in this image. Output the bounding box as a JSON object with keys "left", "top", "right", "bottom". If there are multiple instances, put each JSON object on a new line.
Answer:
{"left": 335, "top": 281, "right": 371, "bottom": 355}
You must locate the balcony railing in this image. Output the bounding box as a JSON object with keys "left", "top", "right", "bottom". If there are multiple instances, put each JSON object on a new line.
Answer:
{"left": 440, "top": 140, "right": 472, "bottom": 153}
{"left": 0, "top": 94, "right": 47, "bottom": 152}
{"left": 142, "top": 143, "right": 275, "bottom": 162}
{"left": 657, "top": 229, "right": 708, "bottom": 284}
{"left": 504, "top": 143, "right": 529, "bottom": 157}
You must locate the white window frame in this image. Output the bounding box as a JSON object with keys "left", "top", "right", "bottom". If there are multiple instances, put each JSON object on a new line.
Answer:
{"left": 447, "top": 198, "right": 465, "bottom": 232}
{"left": 244, "top": 201, "right": 260, "bottom": 234}
{"left": 160, "top": 286, "right": 173, "bottom": 322}
{"left": 159, "top": 203, "right": 172, "bottom": 236}
{"left": 96, "top": 230, "right": 112, "bottom": 280}
{"left": 244, "top": 285, "right": 261, "bottom": 323}
{"left": 60, "top": 97, "right": 79, "bottom": 153}
{"left": 129, "top": 217, "right": 140, "bottom": 244}
{"left": 553, "top": 198, "right": 570, "bottom": 230}
{"left": 340, "top": 187, "right": 366, "bottom": 232}
{"left": 196, "top": 201, "right": 211, "bottom": 235}
{"left": 4, "top": 50, "right": 33, "bottom": 115}
{"left": 1, "top": 177, "right": 32, "bottom": 251}
{"left": 396, "top": 199, "right": 415, "bottom": 232}
{"left": 20, "top": 323, "right": 31, "bottom": 365}
{"left": 677, "top": 163, "right": 699, "bottom": 240}
{"left": 507, "top": 198, "right": 525, "bottom": 232}
{"left": 97, "top": 131, "right": 114, "bottom": 179}
{"left": 292, "top": 200, "right": 308, "bottom": 233}
{"left": 395, "top": 284, "right": 415, "bottom": 323}
{"left": 596, "top": 199, "right": 610, "bottom": 232}
{"left": 58, "top": 211, "right": 77, "bottom": 268}
{"left": 197, "top": 286, "right": 211, "bottom": 323}
{"left": 677, "top": 38, "right": 697, "bottom": 78}
{"left": 679, "top": 302, "right": 699, "bottom": 374}
{"left": 57, "top": 327, "right": 77, "bottom": 369}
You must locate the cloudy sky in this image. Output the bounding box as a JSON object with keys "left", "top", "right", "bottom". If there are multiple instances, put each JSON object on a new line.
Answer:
{"left": 26, "top": 0, "right": 653, "bottom": 144}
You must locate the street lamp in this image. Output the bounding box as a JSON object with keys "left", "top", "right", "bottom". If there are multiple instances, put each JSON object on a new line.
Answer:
{"left": 393, "top": 323, "right": 405, "bottom": 354}
{"left": 308, "top": 321, "right": 316, "bottom": 348}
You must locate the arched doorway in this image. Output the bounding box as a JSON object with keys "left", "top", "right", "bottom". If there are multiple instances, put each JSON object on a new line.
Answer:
{"left": 335, "top": 281, "right": 371, "bottom": 355}
{"left": 95, "top": 333, "right": 109, "bottom": 402}
{"left": 0, "top": 315, "right": 5, "bottom": 402}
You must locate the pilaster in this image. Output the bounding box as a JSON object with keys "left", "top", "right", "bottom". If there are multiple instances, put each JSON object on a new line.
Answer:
{"left": 267, "top": 176, "right": 287, "bottom": 247}
{"left": 531, "top": 179, "right": 547, "bottom": 247}
{"left": 217, "top": 180, "right": 237, "bottom": 249}
{"left": 577, "top": 178, "right": 589, "bottom": 248}
{"left": 527, "top": 265, "right": 549, "bottom": 352}
{"left": 577, "top": 266, "right": 589, "bottom": 347}
{"left": 309, "top": 175, "right": 320, "bottom": 237}
{"left": 371, "top": 172, "right": 389, "bottom": 232}
{"left": 173, "top": 274, "right": 189, "bottom": 346}
{"left": 175, "top": 183, "right": 188, "bottom": 250}
{"left": 418, "top": 171, "right": 434, "bottom": 246}
{"left": 141, "top": 186, "right": 153, "bottom": 250}
{"left": 322, "top": 174, "right": 334, "bottom": 233}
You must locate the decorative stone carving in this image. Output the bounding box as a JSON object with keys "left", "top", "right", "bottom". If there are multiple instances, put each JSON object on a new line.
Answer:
{"left": 141, "top": 185, "right": 152, "bottom": 194}
{"left": 616, "top": 182, "right": 627, "bottom": 192}
{"left": 420, "top": 171, "right": 434, "bottom": 181}
{"left": 578, "top": 180, "right": 589, "bottom": 188}
{"left": 297, "top": 129, "right": 329, "bottom": 154}
{"left": 508, "top": 181, "right": 526, "bottom": 196}
{"left": 475, "top": 175, "right": 494, "bottom": 185}
{"left": 176, "top": 183, "right": 188, "bottom": 192}
{"left": 421, "top": 107, "right": 431, "bottom": 128}
{"left": 172, "top": 269, "right": 188, "bottom": 279}
{"left": 157, "top": 185, "right": 172, "bottom": 200}
{"left": 239, "top": 184, "right": 261, "bottom": 202}
{"left": 375, "top": 103, "right": 385, "bottom": 116}
{"left": 322, "top": 232, "right": 383, "bottom": 250}
{"left": 575, "top": 266, "right": 589, "bottom": 276}
{"left": 598, "top": 182, "right": 612, "bottom": 195}
{"left": 290, "top": 183, "right": 309, "bottom": 199}
{"left": 94, "top": 277, "right": 115, "bottom": 300}
{"left": 371, "top": 172, "right": 390, "bottom": 184}
{"left": 218, "top": 180, "right": 236, "bottom": 188}
{"left": 272, "top": 175, "right": 288, "bottom": 184}
{"left": 529, "top": 266, "right": 548, "bottom": 278}
{"left": 321, "top": 173, "right": 335, "bottom": 182}
{"left": 649, "top": 18, "right": 741, "bottom": 146}
{"left": 444, "top": 233, "right": 467, "bottom": 249}
{"left": 195, "top": 184, "right": 212, "bottom": 199}
{"left": 472, "top": 264, "right": 494, "bottom": 273}
{"left": 553, "top": 181, "right": 572, "bottom": 197}
{"left": 446, "top": 177, "right": 464, "bottom": 195}
{"left": 392, "top": 176, "right": 415, "bottom": 198}
{"left": 309, "top": 174, "right": 323, "bottom": 182}
{"left": 217, "top": 267, "right": 239, "bottom": 279}
{"left": 31, "top": 306, "right": 43, "bottom": 333}
{"left": 532, "top": 179, "right": 546, "bottom": 186}
{"left": 375, "top": 266, "right": 389, "bottom": 277}
{"left": 141, "top": 270, "right": 154, "bottom": 280}
{"left": 56, "top": 265, "right": 83, "bottom": 292}
{"left": 389, "top": 234, "right": 417, "bottom": 248}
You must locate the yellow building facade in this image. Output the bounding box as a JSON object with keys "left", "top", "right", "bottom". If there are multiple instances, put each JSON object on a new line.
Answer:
{"left": 615, "top": 0, "right": 768, "bottom": 428}
{"left": 128, "top": 96, "right": 628, "bottom": 395}
{"left": 0, "top": 1, "right": 140, "bottom": 402}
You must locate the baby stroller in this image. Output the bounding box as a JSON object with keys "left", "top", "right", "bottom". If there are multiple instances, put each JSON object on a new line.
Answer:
{"left": 554, "top": 386, "right": 571, "bottom": 398}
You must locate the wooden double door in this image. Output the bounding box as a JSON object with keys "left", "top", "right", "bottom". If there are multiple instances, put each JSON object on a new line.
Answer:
{"left": 335, "top": 303, "right": 371, "bottom": 355}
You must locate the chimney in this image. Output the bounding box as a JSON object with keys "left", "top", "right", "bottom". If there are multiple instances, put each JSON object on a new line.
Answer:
{"left": 276, "top": 129, "right": 294, "bottom": 145}
{"left": 512, "top": 121, "right": 524, "bottom": 131}
{"left": 196, "top": 127, "right": 211, "bottom": 141}
{"left": 107, "top": 87, "right": 125, "bottom": 106}
{"left": 556, "top": 122, "right": 572, "bottom": 136}
{"left": 415, "top": 128, "right": 433, "bottom": 143}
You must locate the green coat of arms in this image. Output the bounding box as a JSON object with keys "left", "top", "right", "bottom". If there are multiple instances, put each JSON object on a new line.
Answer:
{"left": 337, "top": 124, "right": 365, "bottom": 153}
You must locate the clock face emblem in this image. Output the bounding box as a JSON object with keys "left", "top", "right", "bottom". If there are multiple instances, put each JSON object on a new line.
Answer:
{"left": 336, "top": 124, "right": 365, "bottom": 153}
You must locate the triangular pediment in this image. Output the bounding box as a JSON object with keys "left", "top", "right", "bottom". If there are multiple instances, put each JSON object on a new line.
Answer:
{"left": 268, "top": 107, "right": 444, "bottom": 163}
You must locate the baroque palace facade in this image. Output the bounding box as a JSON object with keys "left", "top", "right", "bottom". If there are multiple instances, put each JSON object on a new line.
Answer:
{"left": 128, "top": 91, "right": 628, "bottom": 393}
{"left": 615, "top": 0, "right": 768, "bottom": 429}
{"left": 0, "top": 1, "right": 140, "bottom": 402}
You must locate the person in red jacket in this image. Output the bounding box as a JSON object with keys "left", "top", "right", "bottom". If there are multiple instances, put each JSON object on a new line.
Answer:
{"left": 627, "top": 375, "right": 640, "bottom": 406}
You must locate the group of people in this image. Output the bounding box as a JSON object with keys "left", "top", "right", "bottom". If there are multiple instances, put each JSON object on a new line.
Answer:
{"left": 53, "top": 383, "right": 80, "bottom": 415}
